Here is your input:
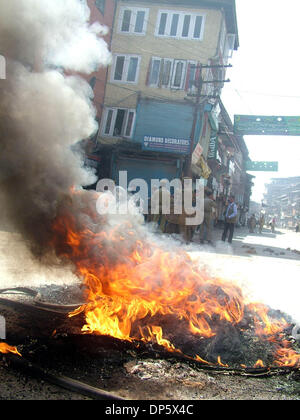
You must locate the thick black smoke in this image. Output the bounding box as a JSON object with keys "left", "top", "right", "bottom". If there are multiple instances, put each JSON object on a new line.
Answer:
{"left": 0, "top": 0, "right": 111, "bottom": 254}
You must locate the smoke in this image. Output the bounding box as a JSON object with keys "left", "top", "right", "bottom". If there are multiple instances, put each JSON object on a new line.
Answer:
{"left": 0, "top": 0, "right": 111, "bottom": 253}
{"left": 0, "top": 0, "right": 110, "bottom": 72}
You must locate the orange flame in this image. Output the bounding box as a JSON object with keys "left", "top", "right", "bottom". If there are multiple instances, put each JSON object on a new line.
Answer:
{"left": 248, "top": 303, "right": 289, "bottom": 337}
{"left": 254, "top": 359, "right": 264, "bottom": 368}
{"left": 217, "top": 356, "right": 229, "bottom": 367}
{"left": 60, "top": 215, "right": 244, "bottom": 344}
{"left": 0, "top": 342, "right": 22, "bottom": 357}
{"left": 50, "top": 190, "right": 300, "bottom": 368}
{"left": 274, "top": 340, "right": 300, "bottom": 367}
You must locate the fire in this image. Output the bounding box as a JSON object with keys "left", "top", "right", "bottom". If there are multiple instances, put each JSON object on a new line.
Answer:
{"left": 50, "top": 190, "right": 300, "bottom": 368}
{"left": 254, "top": 359, "right": 264, "bottom": 368}
{"left": 217, "top": 356, "right": 228, "bottom": 368}
{"left": 248, "top": 303, "right": 289, "bottom": 337}
{"left": 0, "top": 342, "right": 22, "bottom": 357}
{"left": 274, "top": 340, "right": 300, "bottom": 367}
{"left": 57, "top": 212, "right": 244, "bottom": 341}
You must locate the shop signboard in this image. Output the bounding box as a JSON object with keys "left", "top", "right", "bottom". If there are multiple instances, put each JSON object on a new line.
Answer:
{"left": 207, "top": 134, "right": 218, "bottom": 159}
{"left": 246, "top": 161, "right": 278, "bottom": 171}
{"left": 234, "top": 115, "right": 300, "bottom": 136}
{"left": 142, "top": 135, "right": 191, "bottom": 155}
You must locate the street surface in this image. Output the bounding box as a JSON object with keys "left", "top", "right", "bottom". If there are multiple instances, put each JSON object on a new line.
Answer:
{"left": 191, "top": 225, "right": 300, "bottom": 324}
{"left": 0, "top": 221, "right": 299, "bottom": 401}
{"left": 0, "top": 222, "right": 299, "bottom": 324}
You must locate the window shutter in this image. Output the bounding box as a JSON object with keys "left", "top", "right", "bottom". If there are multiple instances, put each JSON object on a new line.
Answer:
{"left": 158, "top": 59, "right": 164, "bottom": 88}
{"left": 195, "top": 62, "right": 201, "bottom": 87}
{"left": 184, "top": 63, "right": 191, "bottom": 91}
{"left": 145, "top": 59, "right": 152, "bottom": 86}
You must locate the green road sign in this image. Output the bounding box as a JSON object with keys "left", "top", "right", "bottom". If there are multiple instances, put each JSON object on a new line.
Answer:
{"left": 246, "top": 161, "right": 278, "bottom": 171}
{"left": 234, "top": 115, "right": 300, "bottom": 135}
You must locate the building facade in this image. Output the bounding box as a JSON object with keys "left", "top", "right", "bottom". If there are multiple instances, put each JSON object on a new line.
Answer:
{"left": 86, "top": 0, "right": 116, "bottom": 121}
{"left": 83, "top": 0, "right": 116, "bottom": 173}
{"left": 207, "top": 99, "right": 253, "bottom": 225}
{"left": 264, "top": 177, "right": 300, "bottom": 228}
{"left": 93, "top": 0, "right": 239, "bottom": 189}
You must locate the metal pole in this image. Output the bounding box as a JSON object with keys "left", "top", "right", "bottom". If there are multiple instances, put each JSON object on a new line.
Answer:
{"left": 185, "top": 64, "right": 202, "bottom": 177}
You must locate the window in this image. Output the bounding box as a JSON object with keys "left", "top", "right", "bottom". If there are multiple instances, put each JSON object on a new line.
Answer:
{"left": 202, "top": 67, "right": 214, "bottom": 96}
{"left": 95, "top": 0, "right": 105, "bottom": 15}
{"left": 111, "top": 54, "right": 140, "bottom": 83}
{"left": 185, "top": 61, "right": 197, "bottom": 92}
{"left": 156, "top": 10, "right": 205, "bottom": 40}
{"left": 182, "top": 15, "right": 191, "bottom": 37}
{"left": 161, "top": 59, "right": 173, "bottom": 87}
{"left": 219, "top": 19, "right": 236, "bottom": 63}
{"left": 101, "top": 108, "right": 136, "bottom": 138}
{"left": 224, "top": 34, "right": 236, "bottom": 59}
{"left": 148, "top": 57, "right": 162, "bottom": 86}
{"left": 89, "top": 77, "right": 96, "bottom": 90}
{"left": 147, "top": 57, "right": 190, "bottom": 90}
{"left": 119, "top": 6, "right": 149, "bottom": 35}
{"left": 170, "top": 14, "right": 179, "bottom": 36}
{"left": 171, "top": 60, "right": 187, "bottom": 88}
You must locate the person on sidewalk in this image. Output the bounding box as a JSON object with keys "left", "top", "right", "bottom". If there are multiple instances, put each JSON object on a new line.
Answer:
{"left": 249, "top": 214, "right": 256, "bottom": 233}
{"left": 259, "top": 213, "right": 265, "bottom": 234}
{"left": 271, "top": 217, "right": 276, "bottom": 233}
{"left": 199, "top": 189, "right": 217, "bottom": 245}
{"left": 221, "top": 195, "right": 237, "bottom": 244}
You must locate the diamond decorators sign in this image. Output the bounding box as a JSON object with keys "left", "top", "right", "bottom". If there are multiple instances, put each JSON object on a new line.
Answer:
{"left": 142, "top": 135, "right": 191, "bottom": 154}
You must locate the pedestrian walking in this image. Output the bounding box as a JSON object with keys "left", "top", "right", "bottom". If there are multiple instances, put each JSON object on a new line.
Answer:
{"left": 259, "top": 213, "right": 265, "bottom": 234}
{"left": 271, "top": 217, "right": 276, "bottom": 233}
{"left": 249, "top": 214, "right": 256, "bottom": 233}
{"left": 199, "top": 189, "right": 217, "bottom": 244}
{"left": 221, "top": 195, "right": 237, "bottom": 243}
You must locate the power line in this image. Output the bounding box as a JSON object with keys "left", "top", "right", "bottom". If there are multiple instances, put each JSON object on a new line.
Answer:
{"left": 228, "top": 87, "right": 300, "bottom": 100}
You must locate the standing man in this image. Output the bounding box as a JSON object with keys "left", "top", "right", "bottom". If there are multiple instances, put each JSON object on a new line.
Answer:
{"left": 271, "top": 217, "right": 276, "bottom": 233}
{"left": 259, "top": 213, "right": 265, "bottom": 234}
{"left": 249, "top": 214, "right": 256, "bottom": 233}
{"left": 221, "top": 195, "right": 237, "bottom": 243}
{"left": 199, "top": 189, "right": 217, "bottom": 244}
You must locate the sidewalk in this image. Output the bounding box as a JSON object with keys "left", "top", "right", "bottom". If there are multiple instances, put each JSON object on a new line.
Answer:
{"left": 192, "top": 224, "right": 300, "bottom": 261}
{"left": 189, "top": 225, "right": 300, "bottom": 324}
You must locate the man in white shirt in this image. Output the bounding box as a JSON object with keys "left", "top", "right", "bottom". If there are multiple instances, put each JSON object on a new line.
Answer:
{"left": 221, "top": 195, "right": 237, "bottom": 244}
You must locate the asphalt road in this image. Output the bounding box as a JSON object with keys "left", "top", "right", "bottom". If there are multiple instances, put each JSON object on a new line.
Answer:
{"left": 191, "top": 225, "right": 300, "bottom": 324}
{"left": 0, "top": 222, "right": 299, "bottom": 324}
{"left": 0, "top": 222, "right": 299, "bottom": 400}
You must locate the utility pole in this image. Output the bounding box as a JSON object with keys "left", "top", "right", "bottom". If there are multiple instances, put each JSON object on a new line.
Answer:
{"left": 184, "top": 64, "right": 231, "bottom": 177}
{"left": 185, "top": 63, "right": 203, "bottom": 178}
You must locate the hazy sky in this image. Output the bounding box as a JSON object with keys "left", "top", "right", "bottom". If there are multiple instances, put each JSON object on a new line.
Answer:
{"left": 222, "top": 0, "right": 300, "bottom": 202}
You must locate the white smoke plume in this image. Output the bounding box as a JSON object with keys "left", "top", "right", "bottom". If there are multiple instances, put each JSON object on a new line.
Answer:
{"left": 0, "top": 0, "right": 111, "bottom": 72}
{"left": 0, "top": 0, "right": 111, "bottom": 253}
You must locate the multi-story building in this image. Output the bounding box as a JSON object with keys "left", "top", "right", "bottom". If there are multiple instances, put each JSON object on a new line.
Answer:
{"left": 86, "top": 0, "right": 116, "bottom": 122}
{"left": 83, "top": 0, "right": 116, "bottom": 173}
{"left": 207, "top": 98, "right": 253, "bottom": 225}
{"left": 94, "top": 0, "right": 239, "bottom": 189}
{"left": 264, "top": 177, "right": 300, "bottom": 228}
